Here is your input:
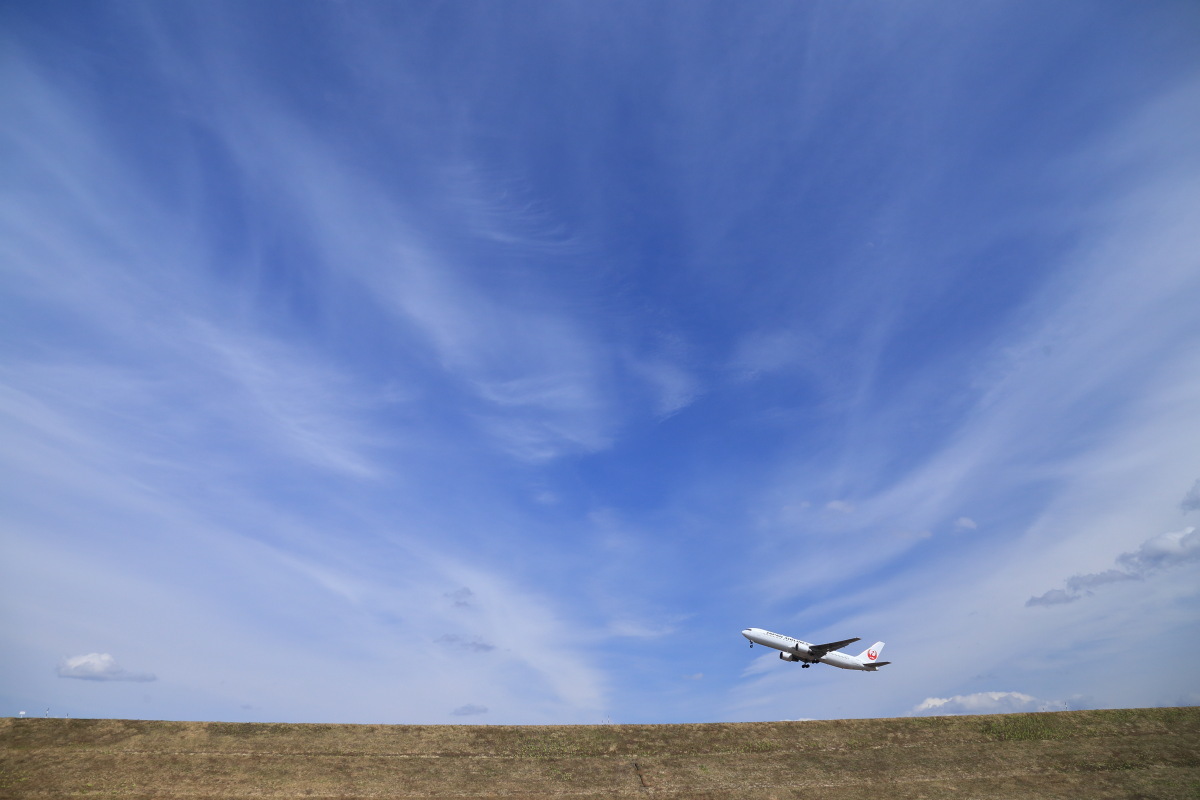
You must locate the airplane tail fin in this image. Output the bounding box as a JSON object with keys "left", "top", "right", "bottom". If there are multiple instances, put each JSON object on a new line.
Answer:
{"left": 858, "top": 642, "right": 885, "bottom": 665}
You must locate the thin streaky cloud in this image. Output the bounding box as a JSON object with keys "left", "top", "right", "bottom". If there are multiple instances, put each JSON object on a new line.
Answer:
{"left": 1028, "top": 526, "right": 1200, "bottom": 607}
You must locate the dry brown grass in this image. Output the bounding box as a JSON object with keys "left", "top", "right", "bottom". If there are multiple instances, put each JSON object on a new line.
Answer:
{"left": 2, "top": 707, "right": 1197, "bottom": 798}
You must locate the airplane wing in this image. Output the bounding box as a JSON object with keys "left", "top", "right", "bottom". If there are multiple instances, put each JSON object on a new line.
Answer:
{"left": 808, "top": 637, "right": 861, "bottom": 659}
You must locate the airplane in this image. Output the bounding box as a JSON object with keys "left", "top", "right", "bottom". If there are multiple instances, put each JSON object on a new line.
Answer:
{"left": 741, "top": 627, "right": 890, "bottom": 671}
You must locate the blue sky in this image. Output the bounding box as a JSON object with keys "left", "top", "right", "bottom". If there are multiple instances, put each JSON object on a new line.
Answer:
{"left": 2, "top": 1, "right": 1199, "bottom": 724}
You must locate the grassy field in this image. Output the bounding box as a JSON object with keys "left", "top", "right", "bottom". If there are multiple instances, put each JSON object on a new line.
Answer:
{"left": 2, "top": 707, "right": 1197, "bottom": 798}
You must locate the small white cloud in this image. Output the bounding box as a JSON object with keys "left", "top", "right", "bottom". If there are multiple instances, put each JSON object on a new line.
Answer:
{"left": 57, "top": 653, "right": 155, "bottom": 682}
{"left": 911, "top": 691, "right": 1065, "bottom": 716}
{"left": 451, "top": 703, "right": 488, "bottom": 716}
{"left": 825, "top": 500, "right": 855, "bottom": 514}
{"left": 954, "top": 517, "right": 978, "bottom": 531}
{"left": 682, "top": 672, "right": 703, "bottom": 681}
{"left": 445, "top": 587, "right": 475, "bottom": 608}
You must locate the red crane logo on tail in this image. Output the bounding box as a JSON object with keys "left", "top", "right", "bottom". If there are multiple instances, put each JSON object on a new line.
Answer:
{"left": 867, "top": 649, "right": 878, "bottom": 661}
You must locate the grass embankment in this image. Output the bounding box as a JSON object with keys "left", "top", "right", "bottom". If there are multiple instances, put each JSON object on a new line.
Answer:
{"left": 2, "top": 707, "right": 1197, "bottom": 798}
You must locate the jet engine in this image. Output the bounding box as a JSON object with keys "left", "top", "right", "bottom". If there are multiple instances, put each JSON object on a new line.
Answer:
{"left": 779, "top": 652, "right": 804, "bottom": 662}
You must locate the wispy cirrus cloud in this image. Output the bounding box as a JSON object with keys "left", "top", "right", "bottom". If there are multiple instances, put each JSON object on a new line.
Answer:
{"left": 0, "top": 29, "right": 619, "bottom": 724}
{"left": 187, "top": 94, "right": 628, "bottom": 465}
{"left": 1, "top": 58, "right": 391, "bottom": 485}
{"left": 186, "top": 321, "right": 385, "bottom": 478}
{"left": 753, "top": 66, "right": 1200, "bottom": 598}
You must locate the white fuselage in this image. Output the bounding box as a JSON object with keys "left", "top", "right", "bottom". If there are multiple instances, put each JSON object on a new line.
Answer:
{"left": 741, "top": 627, "right": 880, "bottom": 671}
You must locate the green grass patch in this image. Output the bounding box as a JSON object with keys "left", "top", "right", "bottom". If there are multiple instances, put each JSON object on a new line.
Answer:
{"left": 981, "top": 713, "right": 1066, "bottom": 741}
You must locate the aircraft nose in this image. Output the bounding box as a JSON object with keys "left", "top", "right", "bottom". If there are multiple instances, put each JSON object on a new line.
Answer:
{"left": 741, "top": 628, "right": 753, "bottom": 638}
